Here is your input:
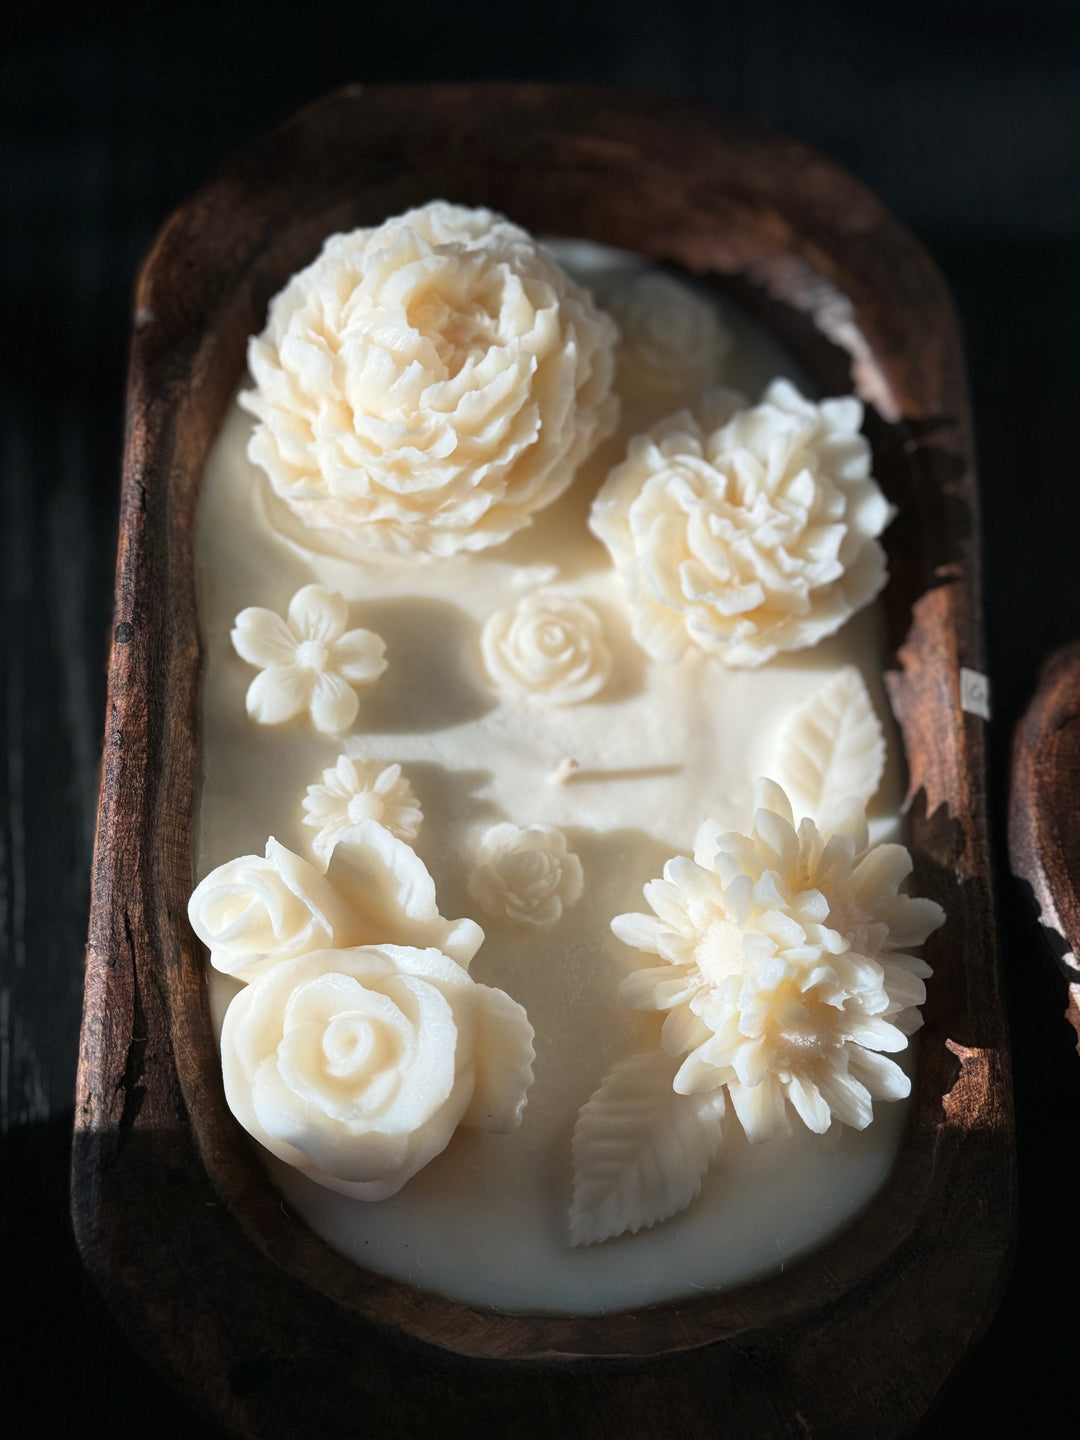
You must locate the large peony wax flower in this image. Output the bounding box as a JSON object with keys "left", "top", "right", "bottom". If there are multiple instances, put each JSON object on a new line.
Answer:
{"left": 613, "top": 780, "right": 944, "bottom": 1142}
{"left": 241, "top": 201, "right": 618, "bottom": 558}
{"left": 220, "top": 943, "right": 535, "bottom": 1199}
{"left": 589, "top": 381, "right": 893, "bottom": 667}
{"left": 189, "top": 819, "right": 482, "bottom": 982}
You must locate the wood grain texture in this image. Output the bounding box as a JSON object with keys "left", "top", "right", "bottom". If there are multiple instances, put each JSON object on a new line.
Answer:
{"left": 1009, "top": 642, "right": 1080, "bottom": 1052}
{"left": 72, "top": 83, "right": 1013, "bottom": 1438}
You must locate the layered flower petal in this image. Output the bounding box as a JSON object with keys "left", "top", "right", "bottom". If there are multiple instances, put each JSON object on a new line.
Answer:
{"left": 310, "top": 670, "right": 360, "bottom": 735}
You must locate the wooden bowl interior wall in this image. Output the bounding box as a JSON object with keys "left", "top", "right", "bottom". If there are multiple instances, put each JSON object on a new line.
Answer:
{"left": 76, "top": 85, "right": 1011, "bottom": 1436}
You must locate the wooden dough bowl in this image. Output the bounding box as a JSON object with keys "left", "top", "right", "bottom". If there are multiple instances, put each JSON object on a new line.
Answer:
{"left": 74, "top": 84, "right": 1012, "bottom": 1439}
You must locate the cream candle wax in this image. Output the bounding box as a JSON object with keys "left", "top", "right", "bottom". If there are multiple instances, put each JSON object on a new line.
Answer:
{"left": 190, "top": 206, "right": 940, "bottom": 1313}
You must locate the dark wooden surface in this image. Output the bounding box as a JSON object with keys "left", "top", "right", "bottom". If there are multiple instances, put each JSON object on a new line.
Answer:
{"left": 1010, "top": 643, "right": 1080, "bottom": 1050}
{"left": 5, "top": 2, "right": 1080, "bottom": 1435}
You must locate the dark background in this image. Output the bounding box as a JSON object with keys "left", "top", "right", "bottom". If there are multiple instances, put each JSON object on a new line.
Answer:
{"left": 4, "top": 1, "right": 1080, "bottom": 1432}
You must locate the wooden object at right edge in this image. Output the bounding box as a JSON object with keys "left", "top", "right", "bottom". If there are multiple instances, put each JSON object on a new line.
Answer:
{"left": 1010, "top": 641, "right": 1080, "bottom": 1051}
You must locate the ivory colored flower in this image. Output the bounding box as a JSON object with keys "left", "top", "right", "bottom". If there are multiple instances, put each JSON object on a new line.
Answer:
{"left": 469, "top": 823, "right": 584, "bottom": 929}
{"left": 589, "top": 381, "right": 893, "bottom": 667}
{"left": 607, "top": 272, "right": 731, "bottom": 410}
{"left": 241, "top": 201, "right": 618, "bottom": 558}
{"left": 230, "top": 584, "right": 386, "bottom": 734}
{"left": 220, "top": 942, "right": 535, "bottom": 1199}
{"left": 481, "top": 591, "right": 611, "bottom": 706}
{"left": 303, "top": 755, "right": 422, "bottom": 861}
{"left": 613, "top": 780, "right": 944, "bottom": 1142}
{"left": 188, "top": 819, "right": 482, "bottom": 982}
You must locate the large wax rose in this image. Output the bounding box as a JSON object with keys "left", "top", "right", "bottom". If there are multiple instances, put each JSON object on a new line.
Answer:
{"left": 241, "top": 201, "right": 619, "bottom": 558}
{"left": 220, "top": 944, "right": 535, "bottom": 1199}
{"left": 589, "top": 382, "right": 893, "bottom": 667}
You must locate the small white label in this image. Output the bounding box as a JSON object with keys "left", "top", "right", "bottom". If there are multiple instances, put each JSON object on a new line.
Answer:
{"left": 960, "top": 667, "right": 991, "bottom": 721}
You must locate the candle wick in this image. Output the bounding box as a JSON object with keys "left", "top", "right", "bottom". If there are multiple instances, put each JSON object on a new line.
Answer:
{"left": 551, "top": 757, "right": 580, "bottom": 785}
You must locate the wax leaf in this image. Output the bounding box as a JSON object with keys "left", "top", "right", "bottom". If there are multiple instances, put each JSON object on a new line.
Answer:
{"left": 772, "top": 667, "right": 885, "bottom": 824}
{"left": 461, "top": 983, "right": 536, "bottom": 1133}
{"left": 569, "top": 1050, "right": 726, "bottom": 1246}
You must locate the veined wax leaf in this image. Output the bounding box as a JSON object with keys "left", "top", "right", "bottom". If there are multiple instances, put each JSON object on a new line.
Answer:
{"left": 773, "top": 667, "right": 885, "bottom": 823}
{"left": 569, "top": 1050, "right": 726, "bottom": 1246}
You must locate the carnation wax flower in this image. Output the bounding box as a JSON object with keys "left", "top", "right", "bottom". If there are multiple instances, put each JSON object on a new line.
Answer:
{"left": 241, "top": 201, "right": 618, "bottom": 558}
{"left": 613, "top": 779, "right": 943, "bottom": 1143}
{"left": 589, "top": 382, "right": 893, "bottom": 667}
{"left": 220, "top": 942, "right": 535, "bottom": 1200}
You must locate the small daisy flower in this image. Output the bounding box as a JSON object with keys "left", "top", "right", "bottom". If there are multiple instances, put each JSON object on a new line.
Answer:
{"left": 302, "top": 755, "right": 423, "bottom": 861}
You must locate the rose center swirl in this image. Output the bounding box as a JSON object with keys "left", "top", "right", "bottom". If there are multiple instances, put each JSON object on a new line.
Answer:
{"left": 321, "top": 1012, "right": 400, "bottom": 1078}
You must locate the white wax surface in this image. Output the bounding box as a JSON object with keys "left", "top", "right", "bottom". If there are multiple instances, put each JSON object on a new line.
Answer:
{"left": 194, "top": 245, "right": 909, "bottom": 1314}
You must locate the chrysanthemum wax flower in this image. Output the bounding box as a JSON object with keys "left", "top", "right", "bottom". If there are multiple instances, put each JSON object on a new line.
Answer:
{"left": 570, "top": 780, "right": 943, "bottom": 1246}
{"left": 614, "top": 779, "right": 943, "bottom": 1141}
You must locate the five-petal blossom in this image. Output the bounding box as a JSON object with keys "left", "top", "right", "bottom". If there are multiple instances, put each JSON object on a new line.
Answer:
{"left": 231, "top": 584, "right": 387, "bottom": 734}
